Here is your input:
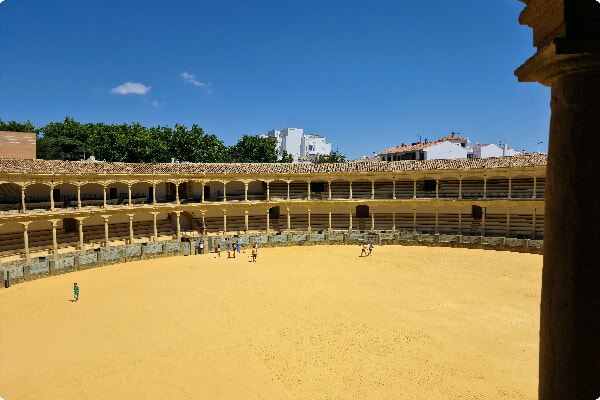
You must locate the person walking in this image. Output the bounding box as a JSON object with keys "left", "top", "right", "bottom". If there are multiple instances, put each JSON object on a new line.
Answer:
{"left": 73, "top": 282, "right": 79, "bottom": 302}
{"left": 199, "top": 239, "right": 205, "bottom": 255}
{"left": 368, "top": 241, "right": 374, "bottom": 256}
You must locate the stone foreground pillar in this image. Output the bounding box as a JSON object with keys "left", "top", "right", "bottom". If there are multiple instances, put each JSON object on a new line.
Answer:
{"left": 515, "top": 1, "right": 600, "bottom": 399}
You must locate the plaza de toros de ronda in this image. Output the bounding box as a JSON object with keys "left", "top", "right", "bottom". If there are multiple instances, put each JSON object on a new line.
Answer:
{"left": 0, "top": 153, "right": 546, "bottom": 259}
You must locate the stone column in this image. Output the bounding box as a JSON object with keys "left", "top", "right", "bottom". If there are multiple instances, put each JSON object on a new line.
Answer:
{"left": 348, "top": 212, "right": 353, "bottom": 233}
{"left": 307, "top": 209, "right": 311, "bottom": 232}
{"left": 392, "top": 208, "right": 396, "bottom": 233}
{"left": 127, "top": 184, "right": 132, "bottom": 206}
{"left": 412, "top": 207, "right": 417, "bottom": 234}
{"left": 328, "top": 210, "right": 332, "bottom": 232}
{"left": 458, "top": 206, "right": 463, "bottom": 236}
{"left": 175, "top": 183, "right": 180, "bottom": 204}
{"left": 349, "top": 181, "right": 353, "bottom": 199}
{"left": 221, "top": 210, "right": 226, "bottom": 234}
{"left": 21, "top": 185, "right": 26, "bottom": 213}
{"left": 266, "top": 210, "right": 270, "bottom": 234}
{"left": 50, "top": 219, "right": 59, "bottom": 254}
{"left": 103, "top": 215, "right": 110, "bottom": 246}
{"left": 103, "top": 185, "right": 107, "bottom": 208}
{"left": 307, "top": 181, "right": 311, "bottom": 200}
{"left": 77, "top": 185, "right": 82, "bottom": 209}
{"left": 392, "top": 180, "right": 396, "bottom": 200}
{"left": 370, "top": 209, "right": 375, "bottom": 232}
{"left": 77, "top": 218, "right": 84, "bottom": 250}
{"left": 244, "top": 210, "right": 249, "bottom": 232}
{"left": 127, "top": 214, "right": 134, "bottom": 243}
{"left": 532, "top": 207, "right": 537, "bottom": 239}
{"left": 412, "top": 180, "right": 417, "bottom": 199}
{"left": 50, "top": 185, "right": 55, "bottom": 211}
{"left": 222, "top": 182, "right": 227, "bottom": 203}
{"left": 533, "top": 177, "right": 537, "bottom": 199}
{"left": 328, "top": 181, "right": 332, "bottom": 199}
{"left": 515, "top": 2, "right": 600, "bottom": 398}
{"left": 244, "top": 182, "right": 249, "bottom": 202}
{"left": 286, "top": 181, "right": 290, "bottom": 201}
{"left": 458, "top": 177, "right": 463, "bottom": 200}
{"left": 506, "top": 207, "right": 511, "bottom": 238}
{"left": 371, "top": 180, "right": 375, "bottom": 200}
{"left": 152, "top": 184, "right": 157, "bottom": 205}
{"left": 481, "top": 207, "right": 486, "bottom": 237}
{"left": 435, "top": 179, "right": 439, "bottom": 199}
{"left": 508, "top": 177, "right": 512, "bottom": 199}
{"left": 176, "top": 211, "right": 182, "bottom": 238}
{"left": 22, "top": 222, "right": 30, "bottom": 261}
{"left": 435, "top": 207, "right": 439, "bottom": 234}
{"left": 286, "top": 208, "right": 291, "bottom": 233}
{"left": 150, "top": 212, "right": 158, "bottom": 241}
{"left": 266, "top": 181, "right": 270, "bottom": 202}
{"left": 483, "top": 177, "right": 487, "bottom": 200}
{"left": 200, "top": 182, "right": 205, "bottom": 203}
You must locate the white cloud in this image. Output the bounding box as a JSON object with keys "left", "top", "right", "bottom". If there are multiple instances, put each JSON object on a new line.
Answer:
{"left": 110, "top": 82, "right": 151, "bottom": 95}
{"left": 181, "top": 72, "right": 205, "bottom": 87}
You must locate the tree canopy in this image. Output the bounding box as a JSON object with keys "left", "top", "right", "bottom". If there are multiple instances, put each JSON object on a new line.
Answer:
{"left": 314, "top": 149, "right": 347, "bottom": 163}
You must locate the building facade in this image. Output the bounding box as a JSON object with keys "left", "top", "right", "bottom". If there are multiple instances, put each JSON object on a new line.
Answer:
{"left": 0, "top": 154, "right": 546, "bottom": 260}
{"left": 0, "top": 131, "right": 37, "bottom": 159}
{"left": 262, "top": 128, "right": 332, "bottom": 162}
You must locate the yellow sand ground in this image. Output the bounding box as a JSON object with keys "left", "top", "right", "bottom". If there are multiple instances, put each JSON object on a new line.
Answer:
{"left": 0, "top": 245, "right": 541, "bottom": 399}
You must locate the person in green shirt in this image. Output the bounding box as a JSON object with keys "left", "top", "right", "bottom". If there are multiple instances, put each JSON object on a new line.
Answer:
{"left": 73, "top": 282, "right": 79, "bottom": 302}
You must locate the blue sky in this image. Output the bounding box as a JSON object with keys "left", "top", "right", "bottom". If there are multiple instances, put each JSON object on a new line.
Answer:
{"left": 0, "top": 0, "right": 550, "bottom": 159}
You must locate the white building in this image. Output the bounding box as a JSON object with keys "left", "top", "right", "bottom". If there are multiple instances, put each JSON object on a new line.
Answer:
{"left": 261, "top": 128, "right": 332, "bottom": 162}
{"left": 378, "top": 134, "right": 518, "bottom": 161}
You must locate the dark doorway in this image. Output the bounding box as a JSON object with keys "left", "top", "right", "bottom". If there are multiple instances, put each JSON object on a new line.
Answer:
{"left": 63, "top": 218, "right": 77, "bottom": 233}
{"left": 52, "top": 188, "right": 60, "bottom": 201}
{"left": 311, "top": 182, "right": 325, "bottom": 193}
{"left": 204, "top": 185, "right": 211, "bottom": 200}
{"left": 472, "top": 205, "right": 483, "bottom": 219}
{"left": 356, "top": 205, "right": 370, "bottom": 218}
{"left": 148, "top": 186, "right": 154, "bottom": 201}
{"left": 269, "top": 206, "right": 280, "bottom": 218}
{"left": 109, "top": 187, "right": 118, "bottom": 200}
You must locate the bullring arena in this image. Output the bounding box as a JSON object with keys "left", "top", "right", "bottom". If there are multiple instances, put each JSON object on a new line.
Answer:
{"left": 0, "top": 155, "right": 545, "bottom": 399}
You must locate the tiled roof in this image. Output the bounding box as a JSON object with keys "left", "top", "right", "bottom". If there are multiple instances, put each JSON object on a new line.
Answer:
{"left": 379, "top": 135, "right": 469, "bottom": 155}
{"left": 0, "top": 154, "right": 547, "bottom": 177}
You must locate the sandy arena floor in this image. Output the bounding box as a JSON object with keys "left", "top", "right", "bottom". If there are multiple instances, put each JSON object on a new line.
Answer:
{"left": 0, "top": 245, "right": 542, "bottom": 399}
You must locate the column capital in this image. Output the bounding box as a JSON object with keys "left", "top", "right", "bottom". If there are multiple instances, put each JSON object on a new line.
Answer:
{"left": 515, "top": 0, "right": 600, "bottom": 86}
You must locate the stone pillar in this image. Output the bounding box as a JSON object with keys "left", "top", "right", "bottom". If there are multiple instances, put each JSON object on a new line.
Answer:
{"left": 244, "top": 210, "right": 249, "bottom": 232}
{"left": 412, "top": 180, "right": 417, "bottom": 199}
{"left": 222, "top": 182, "right": 227, "bottom": 203}
{"left": 533, "top": 177, "right": 537, "bottom": 199}
{"left": 201, "top": 211, "right": 206, "bottom": 235}
{"left": 266, "top": 181, "right": 270, "bottom": 202}
{"left": 77, "top": 218, "right": 84, "bottom": 250}
{"left": 151, "top": 212, "right": 158, "bottom": 241}
{"left": 175, "top": 183, "right": 180, "bottom": 204}
{"left": 176, "top": 211, "right": 181, "bottom": 238}
{"left": 506, "top": 207, "right": 511, "bottom": 238}
{"left": 392, "top": 180, "right": 396, "bottom": 200}
{"left": 435, "top": 207, "right": 439, "bottom": 234}
{"left": 77, "top": 185, "right": 82, "bottom": 209}
{"left": 103, "top": 185, "right": 107, "bottom": 208}
{"left": 50, "top": 219, "right": 59, "bottom": 254}
{"left": 435, "top": 179, "right": 439, "bottom": 199}
{"left": 392, "top": 208, "right": 396, "bottom": 233}
{"left": 307, "top": 209, "right": 311, "bottom": 232}
{"left": 458, "top": 177, "right": 463, "bottom": 200}
{"left": 532, "top": 207, "right": 537, "bottom": 239}
{"left": 481, "top": 207, "right": 486, "bottom": 237}
{"left": 458, "top": 206, "right": 463, "bottom": 236}
{"left": 244, "top": 182, "right": 249, "bottom": 202}
{"left": 103, "top": 215, "right": 110, "bottom": 247}
{"left": 286, "top": 181, "right": 290, "bottom": 201}
{"left": 349, "top": 181, "right": 353, "bottom": 199}
{"left": 328, "top": 210, "right": 332, "bottom": 232}
{"left": 50, "top": 185, "right": 55, "bottom": 211}
{"left": 370, "top": 210, "right": 375, "bottom": 232}
{"left": 412, "top": 207, "right": 417, "bottom": 234}
{"left": 483, "top": 177, "right": 487, "bottom": 200}
{"left": 328, "top": 181, "right": 332, "bottom": 199}
{"left": 200, "top": 182, "right": 205, "bottom": 203}
{"left": 22, "top": 222, "right": 30, "bottom": 261}
{"left": 508, "top": 177, "right": 512, "bottom": 199}
{"left": 152, "top": 184, "right": 157, "bottom": 205}
{"left": 515, "top": 2, "right": 600, "bottom": 398}
{"left": 371, "top": 180, "right": 375, "bottom": 200}
{"left": 307, "top": 181, "right": 311, "bottom": 200}
{"left": 21, "top": 185, "right": 26, "bottom": 213}
{"left": 127, "top": 184, "right": 132, "bottom": 206}
{"left": 127, "top": 214, "right": 134, "bottom": 243}
{"left": 348, "top": 212, "right": 353, "bottom": 233}
{"left": 286, "top": 208, "right": 291, "bottom": 233}
{"left": 221, "top": 210, "right": 226, "bottom": 234}
{"left": 266, "top": 210, "right": 270, "bottom": 234}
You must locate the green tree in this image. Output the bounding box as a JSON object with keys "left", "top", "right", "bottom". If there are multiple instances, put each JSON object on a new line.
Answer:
{"left": 279, "top": 150, "right": 294, "bottom": 163}
{"left": 314, "top": 149, "right": 347, "bottom": 163}
{"left": 37, "top": 117, "right": 87, "bottom": 160}
{"left": 0, "top": 119, "right": 37, "bottom": 133}
{"left": 228, "top": 135, "right": 279, "bottom": 163}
